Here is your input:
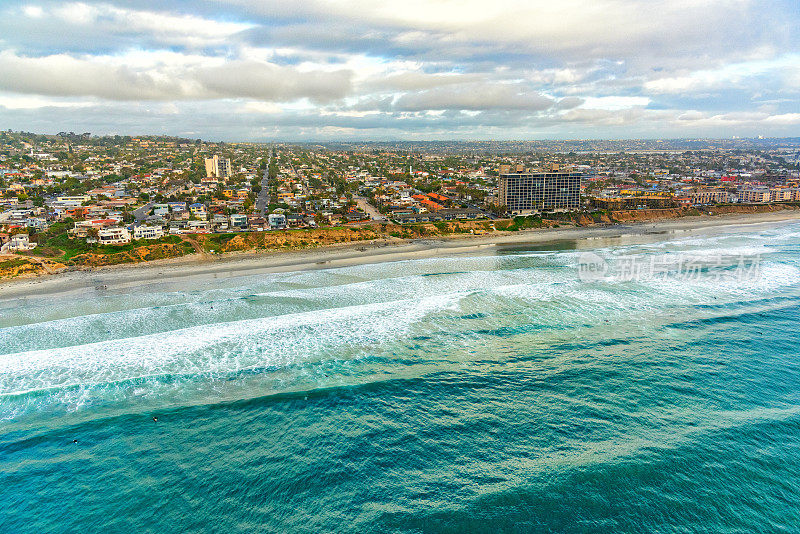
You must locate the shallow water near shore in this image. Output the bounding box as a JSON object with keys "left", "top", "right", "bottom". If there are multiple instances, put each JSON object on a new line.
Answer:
{"left": 2, "top": 220, "right": 800, "bottom": 532}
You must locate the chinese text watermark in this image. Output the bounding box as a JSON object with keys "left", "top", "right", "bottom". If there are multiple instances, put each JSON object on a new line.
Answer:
{"left": 577, "top": 252, "right": 761, "bottom": 283}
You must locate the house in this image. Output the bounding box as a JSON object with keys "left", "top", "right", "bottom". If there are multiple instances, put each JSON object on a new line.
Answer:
{"left": 25, "top": 217, "right": 49, "bottom": 232}
{"left": 286, "top": 213, "right": 304, "bottom": 227}
{"left": 0, "top": 234, "right": 36, "bottom": 253}
{"left": 248, "top": 216, "right": 267, "bottom": 230}
{"left": 172, "top": 209, "right": 190, "bottom": 221}
{"left": 167, "top": 201, "right": 187, "bottom": 211}
{"left": 189, "top": 203, "right": 207, "bottom": 219}
{"left": 168, "top": 221, "right": 189, "bottom": 234}
{"left": 71, "top": 218, "right": 119, "bottom": 237}
{"left": 56, "top": 195, "right": 90, "bottom": 205}
{"left": 187, "top": 220, "right": 210, "bottom": 232}
{"left": 268, "top": 213, "right": 287, "bottom": 229}
{"left": 152, "top": 204, "right": 169, "bottom": 217}
{"left": 133, "top": 225, "right": 164, "bottom": 240}
{"left": 97, "top": 227, "right": 131, "bottom": 245}
{"left": 229, "top": 213, "right": 248, "bottom": 229}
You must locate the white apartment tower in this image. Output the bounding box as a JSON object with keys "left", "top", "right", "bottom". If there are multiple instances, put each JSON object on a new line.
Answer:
{"left": 204, "top": 155, "right": 232, "bottom": 179}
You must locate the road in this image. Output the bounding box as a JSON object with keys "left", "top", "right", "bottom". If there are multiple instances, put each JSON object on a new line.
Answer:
{"left": 133, "top": 184, "right": 180, "bottom": 221}
{"left": 354, "top": 195, "right": 384, "bottom": 220}
{"left": 133, "top": 201, "right": 154, "bottom": 222}
{"left": 255, "top": 151, "right": 271, "bottom": 217}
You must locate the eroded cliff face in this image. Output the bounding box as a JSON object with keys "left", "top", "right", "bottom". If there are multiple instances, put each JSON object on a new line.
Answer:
{"left": 607, "top": 208, "right": 693, "bottom": 223}
{"left": 213, "top": 226, "right": 387, "bottom": 252}
{"left": 575, "top": 203, "right": 799, "bottom": 225}
{"left": 0, "top": 256, "right": 66, "bottom": 279}
{"left": 207, "top": 222, "right": 503, "bottom": 253}
{"left": 70, "top": 243, "right": 193, "bottom": 267}
{"left": 705, "top": 204, "right": 799, "bottom": 216}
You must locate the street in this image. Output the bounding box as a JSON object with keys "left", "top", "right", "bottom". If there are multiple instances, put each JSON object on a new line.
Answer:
{"left": 354, "top": 195, "right": 384, "bottom": 220}
{"left": 255, "top": 151, "right": 271, "bottom": 217}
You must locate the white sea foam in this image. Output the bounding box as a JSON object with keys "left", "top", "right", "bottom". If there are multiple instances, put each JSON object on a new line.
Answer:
{"left": 0, "top": 293, "right": 464, "bottom": 398}
{"left": 4, "top": 222, "right": 800, "bottom": 419}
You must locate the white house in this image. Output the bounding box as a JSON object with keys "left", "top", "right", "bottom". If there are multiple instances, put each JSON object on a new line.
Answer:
{"left": 268, "top": 213, "right": 287, "bottom": 229}
{"left": 1, "top": 234, "right": 36, "bottom": 253}
{"left": 97, "top": 227, "right": 131, "bottom": 245}
{"left": 133, "top": 225, "right": 164, "bottom": 240}
{"left": 229, "top": 213, "right": 248, "bottom": 228}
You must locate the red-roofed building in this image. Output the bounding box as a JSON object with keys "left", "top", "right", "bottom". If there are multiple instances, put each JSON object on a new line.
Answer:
{"left": 428, "top": 192, "right": 449, "bottom": 202}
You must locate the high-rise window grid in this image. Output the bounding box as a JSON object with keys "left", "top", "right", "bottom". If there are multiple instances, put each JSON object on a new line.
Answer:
{"left": 499, "top": 172, "right": 582, "bottom": 214}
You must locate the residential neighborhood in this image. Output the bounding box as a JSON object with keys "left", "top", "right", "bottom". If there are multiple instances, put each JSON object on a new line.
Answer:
{"left": 1, "top": 130, "right": 799, "bottom": 264}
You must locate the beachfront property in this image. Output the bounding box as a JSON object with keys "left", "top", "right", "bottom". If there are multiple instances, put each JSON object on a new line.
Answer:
{"left": 0, "top": 233, "right": 36, "bottom": 253}
{"left": 689, "top": 190, "right": 732, "bottom": 205}
{"left": 97, "top": 227, "right": 131, "bottom": 245}
{"left": 133, "top": 225, "right": 164, "bottom": 240}
{"left": 71, "top": 218, "right": 122, "bottom": 238}
{"left": 591, "top": 195, "right": 679, "bottom": 210}
{"left": 268, "top": 213, "right": 287, "bottom": 229}
{"left": 738, "top": 186, "right": 771, "bottom": 203}
{"left": 770, "top": 188, "right": 799, "bottom": 202}
{"left": 229, "top": 213, "right": 248, "bottom": 229}
{"left": 391, "top": 207, "right": 483, "bottom": 223}
{"left": 498, "top": 167, "right": 582, "bottom": 215}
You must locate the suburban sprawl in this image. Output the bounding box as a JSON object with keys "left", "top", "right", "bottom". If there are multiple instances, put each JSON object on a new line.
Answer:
{"left": 1, "top": 130, "right": 800, "bottom": 278}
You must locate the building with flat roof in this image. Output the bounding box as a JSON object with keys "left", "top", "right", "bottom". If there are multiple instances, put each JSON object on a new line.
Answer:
{"left": 133, "top": 225, "right": 164, "bottom": 240}
{"left": 689, "top": 190, "right": 731, "bottom": 205}
{"left": 97, "top": 227, "right": 131, "bottom": 245}
{"left": 737, "top": 186, "right": 770, "bottom": 203}
{"left": 498, "top": 170, "right": 582, "bottom": 215}
{"left": 204, "top": 155, "right": 232, "bottom": 179}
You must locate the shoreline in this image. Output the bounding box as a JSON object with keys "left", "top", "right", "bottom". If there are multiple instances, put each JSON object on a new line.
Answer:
{"left": 3, "top": 209, "right": 800, "bottom": 299}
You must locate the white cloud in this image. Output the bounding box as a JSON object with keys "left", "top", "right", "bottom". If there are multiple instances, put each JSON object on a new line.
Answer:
{"left": 0, "top": 0, "right": 798, "bottom": 138}
{"left": 221, "top": 0, "right": 781, "bottom": 66}
{"left": 764, "top": 113, "right": 800, "bottom": 125}
{"left": 364, "top": 71, "right": 483, "bottom": 91}
{"left": 393, "top": 84, "right": 554, "bottom": 111}
{"left": 28, "top": 2, "right": 254, "bottom": 48}
{"left": 581, "top": 96, "right": 651, "bottom": 110}
{"left": 644, "top": 55, "right": 800, "bottom": 94}
{"left": 0, "top": 50, "right": 353, "bottom": 102}
{"left": 22, "top": 5, "right": 43, "bottom": 18}
{"left": 0, "top": 92, "right": 93, "bottom": 109}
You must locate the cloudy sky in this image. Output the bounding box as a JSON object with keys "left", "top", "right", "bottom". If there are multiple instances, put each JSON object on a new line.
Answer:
{"left": 1, "top": 0, "right": 798, "bottom": 140}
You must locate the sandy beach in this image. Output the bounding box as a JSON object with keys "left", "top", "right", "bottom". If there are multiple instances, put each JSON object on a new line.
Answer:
{"left": 3, "top": 209, "right": 800, "bottom": 300}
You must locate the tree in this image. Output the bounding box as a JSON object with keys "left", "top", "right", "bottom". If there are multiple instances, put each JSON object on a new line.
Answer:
{"left": 486, "top": 203, "right": 507, "bottom": 216}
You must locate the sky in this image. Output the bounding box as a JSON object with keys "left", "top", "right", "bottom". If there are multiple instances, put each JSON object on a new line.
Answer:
{"left": 0, "top": 0, "right": 798, "bottom": 141}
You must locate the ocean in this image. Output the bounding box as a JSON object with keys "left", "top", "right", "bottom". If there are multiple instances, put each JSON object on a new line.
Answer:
{"left": 2, "top": 221, "right": 800, "bottom": 533}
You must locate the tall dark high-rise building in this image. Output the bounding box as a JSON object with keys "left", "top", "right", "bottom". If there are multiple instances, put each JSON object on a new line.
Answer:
{"left": 498, "top": 169, "right": 582, "bottom": 215}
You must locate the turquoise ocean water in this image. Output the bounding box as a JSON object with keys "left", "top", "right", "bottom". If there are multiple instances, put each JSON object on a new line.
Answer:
{"left": 2, "top": 221, "right": 800, "bottom": 532}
